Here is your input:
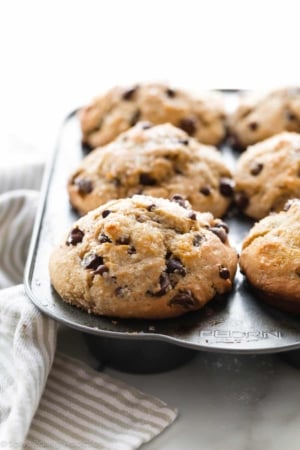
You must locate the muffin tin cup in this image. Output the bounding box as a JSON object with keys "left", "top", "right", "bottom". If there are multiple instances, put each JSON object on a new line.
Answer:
{"left": 84, "top": 334, "right": 198, "bottom": 373}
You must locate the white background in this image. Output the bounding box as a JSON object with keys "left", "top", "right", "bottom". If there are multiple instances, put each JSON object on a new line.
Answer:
{"left": 0, "top": 0, "right": 300, "bottom": 161}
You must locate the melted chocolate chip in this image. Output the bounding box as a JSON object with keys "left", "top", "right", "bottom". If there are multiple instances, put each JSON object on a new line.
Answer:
{"left": 285, "top": 111, "right": 298, "bottom": 121}
{"left": 116, "top": 236, "right": 130, "bottom": 245}
{"left": 147, "top": 203, "right": 156, "bottom": 211}
{"left": 166, "top": 258, "right": 186, "bottom": 276}
{"left": 66, "top": 228, "right": 84, "bottom": 246}
{"left": 115, "top": 286, "right": 130, "bottom": 297}
{"left": 178, "top": 139, "right": 189, "bottom": 146}
{"left": 139, "top": 173, "right": 157, "bottom": 186}
{"left": 81, "top": 141, "right": 93, "bottom": 153}
{"left": 98, "top": 233, "right": 112, "bottom": 244}
{"left": 250, "top": 162, "right": 263, "bottom": 176}
{"left": 219, "top": 178, "right": 234, "bottom": 197}
{"left": 295, "top": 267, "right": 300, "bottom": 277}
{"left": 93, "top": 265, "right": 109, "bottom": 276}
{"left": 148, "top": 273, "right": 171, "bottom": 297}
{"left": 200, "top": 185, "right": 211, "bottom": 196}
{"left": 283, "top": 199, "right": 294, "bottom": 211}
{"left": 157, "top": 273, "right": 171, "bottom": 296}
{"left": 75, "top": 178, "right": 93, "bottom": 195}
{"left": 214, "top": 220, "right": 229, "bottom": 234}
{"left": 102, "top": 210, "right": 111, "bottom": 218}
{"left": 219, "top": 266, "right": 230, "bottom": 279}
{"left": 188, "top": 211, "right": 197, "bottom": 220}
{"left": 193, "top": 234, "right": 203, "bottom": 247}
{"left": 166, "top": 88, "right": 176, "bottom": 98}
{"left": 129, "top": 109, "right": 141, "bottom": 126}
{"left": 127, "top": 246, "right": 136, "bottom": 255}
{"left": 171, "top": 194, "right": 188, "bottom": 208}
{"left": 249, "top": 121, "right": 258, "bottom": 131}
{"left": 122, "top": 87, "right": 137, "bottom": 100}
{"left": 235, "top": 191, "right": 249, "bottom": 210}
{"left": 168, "top": 290, "right": 198, "bottom": 309}
{"left": 82, "top": 254, "right": 104, "bottom": 270}
{"left": 178, "top": 117, "right": 197, "bottom": 135}
{"left": 210, "top": 227, "right": 227, "bottom": 243}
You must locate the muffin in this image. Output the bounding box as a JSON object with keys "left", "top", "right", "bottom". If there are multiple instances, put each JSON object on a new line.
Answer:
{"left": 228, "top": 87, "right": 300, "bottom": 150}
{"left": 49, "top": 195, "right": 238, "bottom": 319}
{"left": 69, "top": 122, "right": 234, "bottom": 217}
{"left": 80, "top": 82, "right": 226, "bottom": 148}
{"left": 240, "top": 199, "right": 300, "bottom": 314}
{"left": 234, "top": 132, "right": 300, "bottom": 219}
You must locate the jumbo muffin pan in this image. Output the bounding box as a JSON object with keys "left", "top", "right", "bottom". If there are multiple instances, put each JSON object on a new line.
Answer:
{"left": 25, "top": 91, "right": 300, "bottom": 371}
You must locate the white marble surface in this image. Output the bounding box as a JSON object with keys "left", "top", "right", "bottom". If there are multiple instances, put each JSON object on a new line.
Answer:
{"left": 2, "top": 1, "right": 300, "bottom": 448}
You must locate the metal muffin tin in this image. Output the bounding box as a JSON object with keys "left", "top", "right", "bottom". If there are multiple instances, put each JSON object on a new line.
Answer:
{"left": 24, "top": 91, "right": 300, "bottom": 370}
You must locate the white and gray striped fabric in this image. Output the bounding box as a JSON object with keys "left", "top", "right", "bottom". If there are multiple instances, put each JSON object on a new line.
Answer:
{"left": 0, "top": 163, "right": 177, "bottom": 449}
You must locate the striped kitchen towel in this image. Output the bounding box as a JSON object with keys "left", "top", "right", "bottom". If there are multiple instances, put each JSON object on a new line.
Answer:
{"left": 0, "top": 164, "right": 177, "bottom": 449}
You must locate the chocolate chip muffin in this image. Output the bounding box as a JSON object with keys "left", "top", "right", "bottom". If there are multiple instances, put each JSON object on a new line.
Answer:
{"left": 80, "top": 83, "right": 226, "bottom": 148}
{"left": 240, "top": 199, "right": 300, "bottom": 314}
{"left": 228, "top": 87, "right": 300, "bottom": 150}
{"left": 234, "top": 132, "right": 300, "bottom": 219}
{"left": 49, "top": 195, "right": 238, "bottom": 319}
{"left": 69, "top": 122, "right": 234, "bottom": 218}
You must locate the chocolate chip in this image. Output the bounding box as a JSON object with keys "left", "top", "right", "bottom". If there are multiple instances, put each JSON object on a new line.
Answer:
{"left": 210, "top": 227, "right": 227, "bottom": 243}
{"left": 82, "top": 254, "right": 104, "bottom": 270}
{"left": 98, "top": 233, "right": 112, "bottom": 244}
{"left": 102, "top": 210, "right": 111, "bottom": 218}
{"left": 66, "top": 228, "right": 84, "bottom": 246}
{"left": 148, "top": 273, "right": 171, "bottom": 297}
{"left": 285, "top": 111, "right": 298, "bottom": 121}
{"left": 200, "top": 185, "right": 211, "bottom": 196}
{"left": 219, "top": 266, "right": 230, "bottom": 279}
{"left": 214, "top": 220, "right": 229, "bottom": 234}
{"left": 93, "top": 265, "right": 109, "bottom": 276}
{"left": 139, "top": 173, "right": 157, "bottom": 186}
{"left": 178, "top": 139, "right": 189, "bottom": 146}
{"left": 168, "top": 290, "right": 199, "bottom": 309}
{"left": 249, "top": 121, "right": 258, "bottom": 131}
{"left": 127, "top": 246, "right": 136, "bottom": 255}
{"left": 166, "top": 258, "right": 186, "bottom": 276}
{"left": 250, "top": 162, "right": 263, "bottom": 176}
{"left": 129, "top": 109, "right": 141, "bottom": 126}
{"left": 116, "top": 236, "right": 130, "bottom": 245}
{"left": 147, "top": 203, "right": 156, "bottom": 211}
{"left": 193, "top": 234, "right": 203, "bottom": 247}
{"left": 166, "top": 88, "right": 176, "bottom": 98}
{"left": 122, "top": 87, "right": 137, "bottom": 100}
{"left": 115, "top": 286, "right": 130, "bottom": 297}
{"left": 295, "top": 267, "right": 300, "bottom": 277}
{"left": 283, "top": 199, "right": 294, "bottom": 211}
{"left": 219, "top": 177, "right": 234, "bottom": 197}
{"left": 112, "top": 178, "right": 121, "bottom": 187}
{"left": 157, "top": 273, "right": 171, "bottom": 296}
{"left": 171, "top": 194, "right": 188, "bottom": 208}
{"left": 235, "top": 191, "right": 249, "bottom": 210}
{"left": 81, "top": 141, "right": 93, "bottom": 153}
{"left": 178, "top": 117, "right": 197, "bottom": 136}
{"left": 75, "top": 178, "right": 93, "bottom": 195}
{"left": 188, "top": 211, "right": 197, "bottom": 220}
